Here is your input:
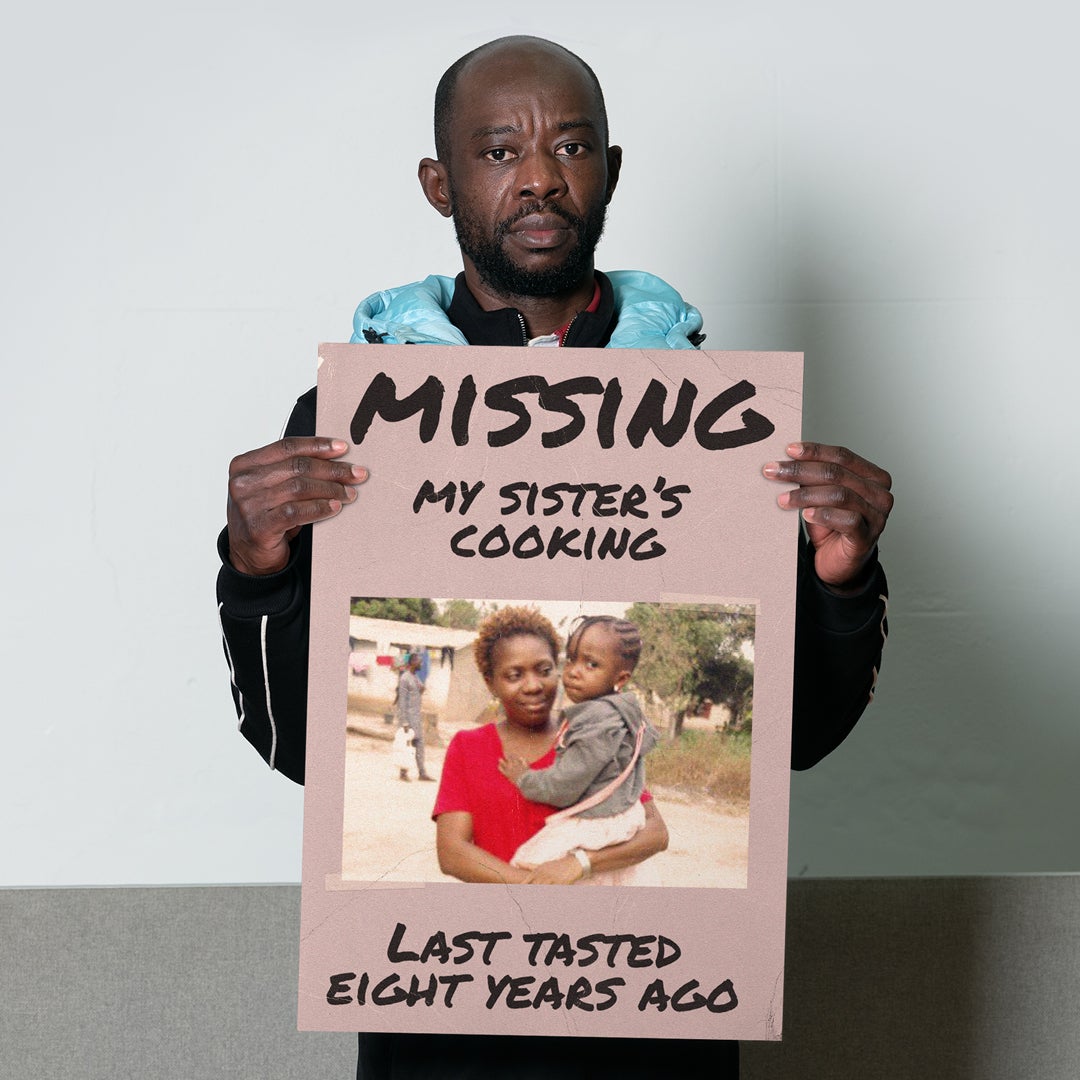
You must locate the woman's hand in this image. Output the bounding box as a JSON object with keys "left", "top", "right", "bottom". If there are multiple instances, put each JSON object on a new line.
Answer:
{"left": 584, "top": 800, "right": 669, "bottom": 876}
{"left": 522, "top": 854, "right": 584, "bottom": 885}
{"left": 521, "top": 801, "right": 671, "bottom": 884}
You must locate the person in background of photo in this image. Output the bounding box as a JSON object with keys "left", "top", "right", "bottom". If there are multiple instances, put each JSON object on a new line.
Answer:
{"left": 499, "top": 615, "right": 659, "bottom": 883}
{"left": 396, "top": 653, "right": 434, "bottom": 782}
{"left": 433, "top": 606, "right": 669, "bottom": 886}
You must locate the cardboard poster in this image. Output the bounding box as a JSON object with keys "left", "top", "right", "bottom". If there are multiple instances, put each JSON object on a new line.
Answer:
{"left": 299, "top": 343, "right": 802, "bottom": 1041}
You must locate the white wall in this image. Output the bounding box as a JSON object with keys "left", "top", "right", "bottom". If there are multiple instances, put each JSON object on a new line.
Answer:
{"left": 4, "top": 0, "right": 1077, "bottom": 885}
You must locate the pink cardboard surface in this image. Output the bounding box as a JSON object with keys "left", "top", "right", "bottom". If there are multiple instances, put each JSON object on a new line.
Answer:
{"left": 299, "top": 344, "right": 802, "bottom": 1040}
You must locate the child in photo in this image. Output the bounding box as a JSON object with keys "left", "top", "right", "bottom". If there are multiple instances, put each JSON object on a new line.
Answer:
{"left": 498, "top": 615, "right": 659, "bottom": 879}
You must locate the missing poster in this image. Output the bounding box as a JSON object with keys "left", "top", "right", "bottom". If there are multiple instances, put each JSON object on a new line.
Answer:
{"left": 299, "top": 343, "right": 803, "bottom": 1041}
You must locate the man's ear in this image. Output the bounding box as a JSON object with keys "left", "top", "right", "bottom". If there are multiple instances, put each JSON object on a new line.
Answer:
{"left": 605, "top": 145, "right": 623, "bottom": 205}
{"left": 419, "top": 157, "right": 453, "bottom": 218}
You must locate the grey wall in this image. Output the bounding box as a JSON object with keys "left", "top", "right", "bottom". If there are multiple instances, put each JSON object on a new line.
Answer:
{"left": 4, "top": 879, "right": 1078, "bottom": 1078}
{"left": 4, "top": 0, "right": 1078, "bottom": 888}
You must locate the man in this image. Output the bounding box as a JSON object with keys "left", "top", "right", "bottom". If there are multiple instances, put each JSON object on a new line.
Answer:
{"left": 396, "top": 653, "right": 433, "bottom": 781}
{"left": 217, "top": 36, "right": 891, "bottom": 1079}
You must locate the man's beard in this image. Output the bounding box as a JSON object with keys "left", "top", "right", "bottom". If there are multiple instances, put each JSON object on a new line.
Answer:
{"left": 451, "top": 195, "right": 608, "bottom": 299}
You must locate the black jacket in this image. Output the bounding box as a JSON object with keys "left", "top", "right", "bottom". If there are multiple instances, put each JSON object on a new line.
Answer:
{"left": 218, "top": 277, "right": 888, "bottom": 782}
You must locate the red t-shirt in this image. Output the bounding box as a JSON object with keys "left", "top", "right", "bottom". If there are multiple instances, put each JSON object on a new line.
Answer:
{"left": 432, "top": 723, "right": 650, "bottom": 864}
{"left": 433, "top": 724, "right": 559, "bottom": 863}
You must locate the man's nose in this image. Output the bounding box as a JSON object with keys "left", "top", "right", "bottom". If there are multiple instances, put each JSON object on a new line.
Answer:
{"left": 517, "top": 151, "right": 567, "bottom": 200}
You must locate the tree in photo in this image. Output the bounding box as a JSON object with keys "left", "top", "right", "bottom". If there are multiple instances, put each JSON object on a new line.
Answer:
{"left": 627, "top": 604, "right": 755, "bottom": 737}
{"left": 435, "top": 598, "right": 483, "bottom": 630}
{"left": 349, "top": 597, "right": 437, "bottom": 624}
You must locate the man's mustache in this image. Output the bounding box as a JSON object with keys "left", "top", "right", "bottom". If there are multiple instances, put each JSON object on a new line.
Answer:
{"left": 497, "top": 203, "right": 581, "bottom": 233}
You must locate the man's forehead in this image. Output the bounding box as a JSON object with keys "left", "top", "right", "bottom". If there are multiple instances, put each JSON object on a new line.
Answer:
{"left": 453, "top": 45, "right": 603, "bottom": 127}
{"left": 466, "top": 116, "right": 599, "bottom": 142}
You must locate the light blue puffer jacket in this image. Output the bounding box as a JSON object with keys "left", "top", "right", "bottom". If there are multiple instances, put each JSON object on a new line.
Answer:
{"left": 350, "top": 271, "right": 703, "bottom": 350}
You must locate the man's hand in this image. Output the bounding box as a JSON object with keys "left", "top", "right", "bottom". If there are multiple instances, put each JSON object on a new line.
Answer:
{"left": 226, "top": 437, "right": 368, "bottom": 576}
{"left": 763, "top": 442, "right": 893, "bottom": 590}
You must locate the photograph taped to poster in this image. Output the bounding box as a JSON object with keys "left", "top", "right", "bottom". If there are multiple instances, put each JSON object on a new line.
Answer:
{"left": 300, "top": 344, "right": 802, "bottom": 1041}
{"left": 341, "top": 597, "right": 755, "bottom": 889}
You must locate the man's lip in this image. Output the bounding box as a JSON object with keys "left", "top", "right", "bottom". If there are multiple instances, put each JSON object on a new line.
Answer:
{"left": 509, "top": 212, "right": 570, "bottom": 232}
{"left": 509, "top": 214, "right": 572, "bottom": 247}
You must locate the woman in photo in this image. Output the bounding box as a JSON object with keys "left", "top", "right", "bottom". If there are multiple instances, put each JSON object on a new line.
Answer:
{"left": 432, "top": 606, "right": 668, "bottom": 885}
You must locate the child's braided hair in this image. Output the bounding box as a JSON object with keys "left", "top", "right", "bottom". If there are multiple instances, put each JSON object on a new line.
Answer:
{"left": 567, "top": 615, "right": 642, "bottom": 673}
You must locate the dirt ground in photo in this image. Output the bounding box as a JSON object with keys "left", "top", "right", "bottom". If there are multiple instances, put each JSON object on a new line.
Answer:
{"left": 339, "top": 726, "right": 749, "bottom": 889}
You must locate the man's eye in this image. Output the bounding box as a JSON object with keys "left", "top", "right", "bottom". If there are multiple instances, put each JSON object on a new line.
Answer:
{"left": 484, "top": 148, "right": 512, "bottom": 162}
{"left": 557, "top": 143, "right": 586, "bottom": 157}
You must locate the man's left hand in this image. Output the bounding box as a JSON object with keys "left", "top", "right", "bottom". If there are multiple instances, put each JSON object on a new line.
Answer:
{"left": 764, "top": 442, "right": 893, "bottom": 590}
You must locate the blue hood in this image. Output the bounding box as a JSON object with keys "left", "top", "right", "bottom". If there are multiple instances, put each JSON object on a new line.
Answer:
{"left": 350, "top": 271, "right": 703, "bottom": 350}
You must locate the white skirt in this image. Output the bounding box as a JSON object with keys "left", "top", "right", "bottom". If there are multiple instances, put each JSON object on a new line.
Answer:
{"left": 511, "top": 801, "right": 647, "bottom": 881}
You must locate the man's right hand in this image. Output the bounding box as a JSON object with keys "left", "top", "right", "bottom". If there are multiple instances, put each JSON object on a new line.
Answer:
{"left": 226, "top": 437, "right": 368, "bottom": 576}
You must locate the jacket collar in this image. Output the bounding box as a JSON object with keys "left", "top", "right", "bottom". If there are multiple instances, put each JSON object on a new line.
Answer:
{"left": 350, "top": 269, "right": 704, "bottom": 350}
{"left": 447, "top": 271, "right": 617, "bottom": 348}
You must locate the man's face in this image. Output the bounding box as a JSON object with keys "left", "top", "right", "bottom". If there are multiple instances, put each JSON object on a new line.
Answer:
{"left": 442, "top": 47, "right": 619, "bottom": 300}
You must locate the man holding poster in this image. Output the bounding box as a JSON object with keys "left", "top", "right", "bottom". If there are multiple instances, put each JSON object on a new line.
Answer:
{"left": 217, "top": 35, "right": 891, "bottom": 1080}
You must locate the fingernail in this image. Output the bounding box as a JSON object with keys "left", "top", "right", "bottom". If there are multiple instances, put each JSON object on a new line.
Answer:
{"left": 352, "top": 466, "right": 369, "bottom": 481}
{"left": 777, "top": 492, "right": 791, "bottom": 508}
{"left": 788, "top": 442, "right": 804, "bottom": 457}
{"left": 762, "top": 462, "right": 779, "bottom": 477}
{"left": 330, "top": 439, "right": 348, "bottom": 452}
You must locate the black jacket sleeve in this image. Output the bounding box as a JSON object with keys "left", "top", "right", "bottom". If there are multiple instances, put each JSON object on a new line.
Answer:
{"left": 215, "top": 388, "right": 318, "bottom": 785}
{"left": 216, "top": 388, "right": 887, "bottom": 783}
{"left": 790, "top": 533, "right": 888, "bottom": 770}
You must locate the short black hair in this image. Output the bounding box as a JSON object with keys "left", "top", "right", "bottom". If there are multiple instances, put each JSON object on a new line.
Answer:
{"left": 433, "top": 36, "right": 608, "bottom": 163}
{"left": 473, "top": 605, "right": 561, "bottom": 683}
